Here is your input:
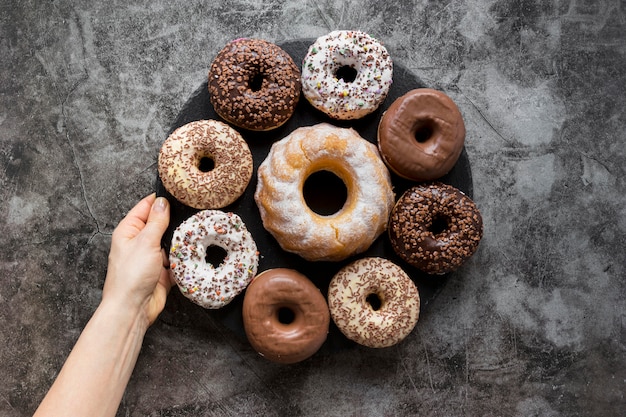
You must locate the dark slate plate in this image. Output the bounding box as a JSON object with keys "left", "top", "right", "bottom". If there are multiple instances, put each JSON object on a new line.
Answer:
{"left": 156, "top": 39, "right": 473, "bottom": 351}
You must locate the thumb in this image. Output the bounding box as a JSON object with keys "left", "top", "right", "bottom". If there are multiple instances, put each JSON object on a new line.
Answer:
{"left": 140, "top": 196, "right": 170, "bottom": 243}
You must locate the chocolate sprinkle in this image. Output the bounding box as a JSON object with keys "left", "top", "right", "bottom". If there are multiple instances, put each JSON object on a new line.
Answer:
{"left": 208, "top": 38, "right": 301, "bottom": 131}
{"left": 388, "top": 183, "right": 483, "bottom": 275}
{"left": 328, "top": 257, "right": 420, "bottom": 348}
{"left": 157, "top": 120, "right": 253, "bottom": 209}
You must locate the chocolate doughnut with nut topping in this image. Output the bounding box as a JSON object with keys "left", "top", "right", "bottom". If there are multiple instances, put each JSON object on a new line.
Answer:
{"left": 208, "top": 38, "right": 301, "bottom": 131}
{"left": 388, "top": 183, "right": 483, "bottom": 275}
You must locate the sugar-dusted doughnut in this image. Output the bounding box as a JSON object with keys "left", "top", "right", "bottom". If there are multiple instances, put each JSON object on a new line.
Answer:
{"left": 388, "top": 183, "right": 483, "bottom": 275}
{"left": 254, "top": 123, "right": 395, "bottom": 262}
{"left": 169, "top": 210, "right": 259, "bottom": 309}
{"left": 301, "top": 30, "right": 393, "bottom": 120}
{"left": 208, "top": 38, "right": 301, "bottom": 131}
{"left": 242, "top": 268, "right": 330, "bottom": 364}
{"left": 328, "top": 257, "right": 420, "bottom": 348}
{"left": 158, "top": 120, "right": 253, "bottom": 209}
{"left": 377, "top": 88, "right": 465, "bottom": 181}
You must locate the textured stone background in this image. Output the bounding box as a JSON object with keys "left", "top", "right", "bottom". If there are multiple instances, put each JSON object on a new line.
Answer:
{"left": 1, "top": 0, "right": 625, "bottom": 416}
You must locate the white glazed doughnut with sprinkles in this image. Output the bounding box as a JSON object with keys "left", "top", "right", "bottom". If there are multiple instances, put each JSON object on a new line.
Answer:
{"left": 301, "top": 30, "right": 393, "bottom": 120}
{"left": 328, "top": 257, "right": 420, "bottom": 348}
{"left": 158, "top": 119, "right": 253, "bottom": 209}
{"left": 169, "top": 210, "right": 259, "bottom": 309}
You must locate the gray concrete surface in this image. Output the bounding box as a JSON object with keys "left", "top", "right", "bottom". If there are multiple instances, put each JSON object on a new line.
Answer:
{"left": 1, "top": 0, "right": 625, "bottom": 416}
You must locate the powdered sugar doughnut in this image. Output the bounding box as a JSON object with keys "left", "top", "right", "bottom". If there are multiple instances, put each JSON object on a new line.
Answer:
{"left": 328, "top": 257, "right": 420, "bottom": 348}
{"left": 254, "top": 123, "right": 395, "bottom": 262}
{"left": 169, "top": 210, "right": 259, "bottom": 309}
{"left": 301, "top": 30, "right": 393, "bottom": 120}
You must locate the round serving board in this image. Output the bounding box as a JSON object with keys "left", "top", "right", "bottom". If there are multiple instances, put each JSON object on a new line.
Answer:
{"left": 156, "top": 38, "right": 473, "bottom": 351}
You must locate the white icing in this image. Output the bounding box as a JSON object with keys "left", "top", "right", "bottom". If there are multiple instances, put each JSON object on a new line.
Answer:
{"left": 328, "top": 257, "right": 420, "bottom": 348}
{"left": 301, "top": 30, "right": 393, "bottom": 120}
{"left": 169, "top": 210, "right": 258, "bottom": 309}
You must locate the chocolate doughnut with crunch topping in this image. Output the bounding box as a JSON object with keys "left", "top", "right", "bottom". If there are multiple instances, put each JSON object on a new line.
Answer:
{"left": 208, "top": 38, "right": 301, "bottom": 131}
{"left": 388, "top": 183, "right": 483, "bottom": 275}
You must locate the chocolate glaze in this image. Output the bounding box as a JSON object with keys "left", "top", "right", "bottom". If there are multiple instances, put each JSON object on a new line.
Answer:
{"left": 377, "top": 88, "right": 465, "bottom": 181}
{"left": 388, "top": 183, "right": 483, "bottom": 275}
{"left": 242, "top": 269, "right": 330, "bottom": 364}
{"left": 208, "top": 38, "right": 301, "bottom": 131}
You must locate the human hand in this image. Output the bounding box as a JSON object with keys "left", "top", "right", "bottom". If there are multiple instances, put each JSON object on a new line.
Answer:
{"left": 103, "top": 193, "right": 173, "bottom": 326}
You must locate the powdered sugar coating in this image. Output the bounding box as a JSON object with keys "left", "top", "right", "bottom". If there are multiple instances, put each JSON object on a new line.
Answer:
{"left": 328, "top": 257, "right": 420, "bottom": 348}
{"left": 301, "top": 30, "right": 393, "bottom": 120}
{"left": 158, "top": 120, "right": 253, "bottom": 209}
{"left": 169, "top": 210, "right": 258, "bottom": 309}
{"left": 254, "top": 123, "right": 395, "bottom": 262}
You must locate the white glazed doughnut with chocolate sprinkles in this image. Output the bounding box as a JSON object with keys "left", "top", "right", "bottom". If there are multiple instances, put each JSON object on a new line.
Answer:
{"left": 169, "top": 210, "right": 259, "bottom": 309}
{"left": 388, "top": 183, "right": 483, "bottom": 275}
{"left": 208, "top": 38, "right": 301, "bottom": 131}
{"left": 158, "top": 120, "right": 253, "bottom": 209}
{"left": 301, "top": 30, "right": 393, "bottom": 120}
{"left": 327, "top": 257, "right": 420, "bottom": 348}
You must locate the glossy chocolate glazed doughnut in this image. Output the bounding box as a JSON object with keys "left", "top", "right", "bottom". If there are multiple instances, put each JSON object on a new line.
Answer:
{"left": 242, "top": 269, "right": 330, "bottom": 364}
{"left": 388, "top": 183, "right": 483, "bottom": 275}
{"left": 208, "top": 38, "right": 301, "bottom": 131}
{"left": 377, "top": 88, "right": 465, "bottom": 181}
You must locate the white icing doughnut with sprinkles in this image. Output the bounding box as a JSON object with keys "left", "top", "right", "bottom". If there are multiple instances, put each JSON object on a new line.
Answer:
{"left": 169, "top": 210, "right": 259, "bottom": 309}
{"left": 301, "top": 30, "right": 393, "bottom": 120}
{"left": 158, "top": 119, "right": 253, "bottom": 210}
{"left": 328, "top": 257, "right": 420, "bottom": 348}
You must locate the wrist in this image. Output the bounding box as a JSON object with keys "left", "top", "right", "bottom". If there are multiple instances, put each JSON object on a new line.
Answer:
{"left": 96, "top": 296, "right": 150, "bottom": 336}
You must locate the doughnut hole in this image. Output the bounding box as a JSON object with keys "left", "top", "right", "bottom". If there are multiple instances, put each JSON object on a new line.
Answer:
{"left": 429, "top": 214, "right": 450, "bottom": 237}
{"left": 198, "top": 156, "right": 215, "bottom": 172}
{"left": 303, "top": 170, "right": 348, "bottom": 216}
{"left": 366, "top": 293, "right": 383, "bottom": 311}
{"left": 277, "top": 306, "right": 296, "bottom": 325}
{"left": 335, "top": 65, "right": 357, "bottom": 83}
{"left": 413, "top": 119, "right": 436, "bottom": 144}
{"left": 249, "top": 72, "right": 264, "bottom": 92}
{"left": 204, "top": 245, "right": 228, "bottom": 267}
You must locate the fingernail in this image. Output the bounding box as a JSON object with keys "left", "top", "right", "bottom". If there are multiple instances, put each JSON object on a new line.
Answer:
{"left": 153, "top": 197, "right": 168, "bottom": 213}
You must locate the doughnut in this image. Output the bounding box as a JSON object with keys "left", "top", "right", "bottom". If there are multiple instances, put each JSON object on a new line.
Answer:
{"left": 158, "top": 120, "right": 253, "bottom": 209}
{"left": 328, "top": 257, "right": 420, "bottom": 348}
{"left": 254, "top": 123, "right": 395, "bottom": 262}
{"left": 388, "top": 183, "right": 483, "bottom": 275}
{"left": 377, "top": 88, "right": 466, "bottom": 181}
{"left": 242, "top": 268, "right": 330, "bottom": 364}
{"left": 169, "top": 210, "right": 259, "bottom": 309}
{"left": 301, "top": 30, "right": 393, "bottom": 120}
{"left": 208, "top": 38, "right": 301, "bottom": 131}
